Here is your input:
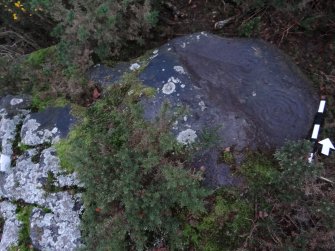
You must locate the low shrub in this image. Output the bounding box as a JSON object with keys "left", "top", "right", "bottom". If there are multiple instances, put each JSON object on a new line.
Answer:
{"left": 26, "top": 0, "right": 160, "bottom": 65}
{"left": 240, "top": 141, "right": 335, "bottom": 250}
{"left": 56, "top": 80, "right": 209, "bottom": 250}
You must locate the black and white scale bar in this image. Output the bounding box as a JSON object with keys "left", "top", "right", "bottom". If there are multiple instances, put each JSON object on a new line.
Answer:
{"left": 308, "top": 99, "right": 326, "bottom": 163}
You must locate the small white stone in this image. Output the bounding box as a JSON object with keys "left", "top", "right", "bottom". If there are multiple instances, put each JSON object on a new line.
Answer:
{"left": 10, "top": 98, "right": 23, "bottom": 106}
{"left": 181, "top": 43, "right": 186, "bottom": 48}
{"left": 181, "top": 84, "right": 186, "bottom": 88}
{"left": 153, "top": 49, "right": 159, "bottom": 54}
{"left": 173, "top": 66, "right": 186, "bottom": 75}
{"left": 183, "top": 116, "right": 188, "bottom": 122}
{"left": 252, "top": 91, "right": 257, "bottom": 97}
{"left": 196, "top": 35, "right": 201, "bottom": 40}
{"left": 177, "top": 129, "right": 197, "bottom": 145}
{"left": 129, "top": 63, "right": 140, "bottom": 71}
{"left": 162, "top": 68, "right": 165, "bottom": 72}
{"left": 167, "top": 48, "right": 172, "bottom": 51}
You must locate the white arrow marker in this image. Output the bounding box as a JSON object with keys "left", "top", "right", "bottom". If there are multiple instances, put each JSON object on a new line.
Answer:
{"left": 319, "top": 138, "right": 335, "bottom": 156}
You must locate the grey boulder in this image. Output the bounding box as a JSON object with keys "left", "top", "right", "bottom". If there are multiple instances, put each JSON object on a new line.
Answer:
{"left": 91, "top": 32, "right": 318, "bottom": 187}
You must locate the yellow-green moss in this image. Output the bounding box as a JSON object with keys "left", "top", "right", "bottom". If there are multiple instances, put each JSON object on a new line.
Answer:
{"left": 31, "top": 96, "right": 69, "bottom": 111}
{"left": 240, "top": 152, "right": 279, "bottom": 186}
{"left": 25, "top": 46, "right": 56, "bottom": 68}
{"left": 184, "top": 189, "right": 252, "bottom": 251}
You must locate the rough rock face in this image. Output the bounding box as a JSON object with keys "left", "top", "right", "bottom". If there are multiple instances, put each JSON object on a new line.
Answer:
{"left": 0, "top": 96, "right": 82, "bottom": 250}
{"left": 139, "top": 33, "right": 318, "bottom": 149}
{"left": 21, "top": 106, "right": 75, "bottom": 146}
{"left": 0, "top": 201, "right": 20, "bottom": 250}
{"left": 91, "top": 32, "right": 318, "bottom": 187}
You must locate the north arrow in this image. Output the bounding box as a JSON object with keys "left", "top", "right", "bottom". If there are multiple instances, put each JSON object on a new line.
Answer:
{"left": 319, "top": 138, "right": 335, "bottom": 156}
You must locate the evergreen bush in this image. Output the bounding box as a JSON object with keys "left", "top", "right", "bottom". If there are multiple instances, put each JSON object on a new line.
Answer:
{"left": 57, "top": 82, "right": 208, "bottom": 250}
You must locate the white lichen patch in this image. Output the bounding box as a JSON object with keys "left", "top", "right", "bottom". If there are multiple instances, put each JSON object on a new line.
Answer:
{"left": 0, "top": 115, "right": 22, "bottom": 156}
{"left": 10, "top": 98, "right": 23, "bottom": 106}
{"left": 2, "top": 147, "right": 83, "bottom": 250}
{"left": 0, "top": 201, "right": 20, "bottom": 250}
{"left": 129, "top": 63, "right": 141, "bottom": 71}
{"left": 177, "top": 129, "right": 197, "bottom": 145}
{"left": 21, "top": 118, "right": 60, "bottom": 146}
{"left": 168, "top": 77, "right": 181, "bottom": 84}
{"left": 173, "top": 66, "right": 186, "bottom": 75}
{"left": 0, "top": 154, "right": 11, "bottom": 172}
{"left": 199, "top": 101, "right": 206, "bottom": 111}
{"left": 162, "top": 77, "right": 181, "bottom": 95}
{"left": 162, "top": 82, "right": 176, "bottom": 95}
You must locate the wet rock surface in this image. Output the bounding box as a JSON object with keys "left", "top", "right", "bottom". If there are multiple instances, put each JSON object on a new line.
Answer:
{"left": 92, "top": 32, "right": 318, "bottom": 187}
{"left": 0, "top": 95, "right": 82, "bottom": 250}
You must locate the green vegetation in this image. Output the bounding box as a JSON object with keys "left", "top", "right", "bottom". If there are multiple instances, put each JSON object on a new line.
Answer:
{"left": 181, "top": 141, "right": 335, "bottom": 250}
{"left": 220, "top": 150, "right": 235, "bottom": 165}
{"left": 1, "top": 0, "right": 334, "bottom": 250}
{"left": 43, "top": 171, "right": 57, "bottom": 193}
{"left": 30, "top": 96, "right": 69, "bottom": 111}
{"left": 15, "top": 205, "right": 34, "bottom": 251}
{"left": 57, "top": 79, "right": 209, "bottom": 250}
{"left": 239, "top": 141, "right": 334, "bottom": 249}
{"left": 25, "top": 46, "right": 56, "bottom": 68}
{"left": 183, "top": 189, "right": 252, "bottom": 251}
{"left": 238, "top": 16, "right": 261, "bottom": 37}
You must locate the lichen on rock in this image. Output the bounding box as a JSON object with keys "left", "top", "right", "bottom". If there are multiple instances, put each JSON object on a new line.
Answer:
{"left": 0, "top": 96, "right": 82, "bottom": 250}
{"left": 0, "top": 201, "right": 20, "bottom": 250}
{"left": 177, "top": 129, "right": 198, "bottom": 144}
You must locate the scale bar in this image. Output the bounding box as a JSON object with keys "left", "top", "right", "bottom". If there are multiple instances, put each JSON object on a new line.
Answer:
{"left": 311, "top": 124, "right": 320, "bottom": 139}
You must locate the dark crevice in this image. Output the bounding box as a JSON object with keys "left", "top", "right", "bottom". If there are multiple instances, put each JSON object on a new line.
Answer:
{"left": 11, "top": 120, "right": 24, "bottom": 167}
{"left": 42, "top": 171, "right": 86, "bottom": 194}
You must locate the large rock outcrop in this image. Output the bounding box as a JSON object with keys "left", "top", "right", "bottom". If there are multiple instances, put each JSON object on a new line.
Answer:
{"left": 90, "top": 32, "right": 318, "bottom": 187}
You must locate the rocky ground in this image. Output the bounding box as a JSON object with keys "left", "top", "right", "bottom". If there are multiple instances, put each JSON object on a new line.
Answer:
{"left": 0, "top": 96, "right": 82, "bottom": 250}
